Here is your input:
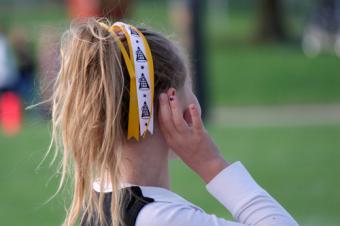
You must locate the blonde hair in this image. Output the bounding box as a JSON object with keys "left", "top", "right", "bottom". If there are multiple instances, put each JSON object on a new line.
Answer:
{"left": 50, "top": 18, "right": 188, "bottom": 226}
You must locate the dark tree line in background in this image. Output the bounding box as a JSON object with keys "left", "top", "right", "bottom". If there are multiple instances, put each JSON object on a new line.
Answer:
{"left": 256, "top": 0, "right": 287, "bottom": 42}
{"left": 255, "top": 0, "right": 340, "bottom": 43}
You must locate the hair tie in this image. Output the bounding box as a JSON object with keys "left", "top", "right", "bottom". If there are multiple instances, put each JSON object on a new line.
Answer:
{"left": 98, "top": 21, "right": 154, "bottom": 141}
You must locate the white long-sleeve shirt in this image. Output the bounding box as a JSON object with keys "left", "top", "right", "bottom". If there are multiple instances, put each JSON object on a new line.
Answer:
{"left": 93, "top": 161, "right": 299, "bottom": 226}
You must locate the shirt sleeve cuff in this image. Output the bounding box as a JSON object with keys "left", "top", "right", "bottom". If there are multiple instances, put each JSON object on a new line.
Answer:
{"left": 206, "top": 161, "right": 266, "bottom": 215}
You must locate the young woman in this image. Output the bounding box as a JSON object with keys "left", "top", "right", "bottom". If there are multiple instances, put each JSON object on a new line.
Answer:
{"left": 50, "top": 18, "right": 299, "bottom": 226}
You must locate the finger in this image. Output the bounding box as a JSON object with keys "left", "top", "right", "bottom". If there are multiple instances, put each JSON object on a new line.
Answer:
{"left": 158, "top": 93, "right": 176, "bottom": 136}
{"left": 183, "top": 108, "right": 193, "bottom": 126}
{"left": 169, "top": 95, "right": 189, "bottom": 132}
{"left": 189, "top": 104, "right": 203, "bottom": 132}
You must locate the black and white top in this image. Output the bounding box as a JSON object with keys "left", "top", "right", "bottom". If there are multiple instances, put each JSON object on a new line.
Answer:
{"left": 91, "top": 161, "right": 299, "bottom": 226}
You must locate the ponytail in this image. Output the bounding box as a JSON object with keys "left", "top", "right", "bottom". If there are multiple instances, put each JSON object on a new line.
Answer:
{"left": 52, "top": 18, "right": 125, "bottom": 226}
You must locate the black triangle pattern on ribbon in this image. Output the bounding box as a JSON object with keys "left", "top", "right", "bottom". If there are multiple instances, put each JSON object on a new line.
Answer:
{"left": 136, "top": 47, "right": 147, "bottom": 62}
{"left": 141, "top": 101, "right": 151, "bottom": 119}
{"left": 129, "top": 26, "right": 139, "bottom": 36}
{"left": 139, "top": 73, "right": 150, "bottom": 90}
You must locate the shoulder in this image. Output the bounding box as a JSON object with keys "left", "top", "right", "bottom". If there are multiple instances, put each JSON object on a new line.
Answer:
{"left": 135, "top": 201, "right": 243, "bottom": 226}
{"left": 135, "top": 185, "right": 204, "bottom": 226}
{"left": 136, "top": 201, "right": 205, "bottom": 226}
{"left": 135, "top": 186, "right": 237, "bottom": 226}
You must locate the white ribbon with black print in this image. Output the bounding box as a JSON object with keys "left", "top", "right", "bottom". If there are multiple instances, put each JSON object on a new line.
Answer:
{"left": 114, "top": 22, "right": 154, "bottom": 137}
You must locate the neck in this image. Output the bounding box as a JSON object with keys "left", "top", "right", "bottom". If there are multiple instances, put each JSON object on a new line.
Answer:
{"left": 120, "top": 128, "right": 170, "bottom": 189}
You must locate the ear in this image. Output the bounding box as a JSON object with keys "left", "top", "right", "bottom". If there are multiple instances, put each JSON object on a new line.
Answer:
{"left": 166, "top": 88, "right": 176, "bottom": 97}
{"left": 165, "top": 87, "right": 188, "bottom": 113}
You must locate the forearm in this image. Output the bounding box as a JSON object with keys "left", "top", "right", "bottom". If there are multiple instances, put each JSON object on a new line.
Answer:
{"left": 206, "top": 162, "right": 299, "bottom": 226}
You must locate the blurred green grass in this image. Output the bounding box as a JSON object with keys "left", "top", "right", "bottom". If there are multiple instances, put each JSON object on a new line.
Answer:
{"left": 1, "top": 120, "right": 339, "bottom": 225}
{"left": 172, "top": 124, "right": 340, "bottom": 226}
{"left": 210, "top": 44, "right": 340, "bottom": 106}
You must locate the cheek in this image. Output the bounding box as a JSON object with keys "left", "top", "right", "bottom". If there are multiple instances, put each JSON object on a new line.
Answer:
{"left": 184, "top": 92, "right": 201, "bottom": 117}
{"left": 179, "top": 87, "right": 202, "bottom": 117}
{"left": 192, "top": 94, "right": 202, "bottom": 116}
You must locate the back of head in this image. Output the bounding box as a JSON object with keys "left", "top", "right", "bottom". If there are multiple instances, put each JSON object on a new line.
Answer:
{"left": 51, "top": 18, "right": 188, "bottom": 225}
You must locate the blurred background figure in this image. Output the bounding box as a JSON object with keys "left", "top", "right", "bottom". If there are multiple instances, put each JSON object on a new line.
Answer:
{"left": 170, "top": 0, "right": 208, "bottom": 117}
{"left": 10, "top": 28, "right": 36, "bottom": 105}
{"left": 0, "top": 25, "right": 21, "bottom": 136}
{"left": 36, "top": 27, "right": 60, "bottom": 117}
{"left": 67, "top": 0, "right": 133, "bottom": 19}
{"left": 0, "top": 91, "right": 22, "bottom": 135}
{"left": 0, "top": 25, "right": 18, "bottom": 94}
{"left": 37, "top": 0, "right": 134, "bottom": 116}
{"left": 303, "top": 0, "right": 340, "bottom": 57}
{"left": 170, "top": 0, "right": 192, "bottom": 48}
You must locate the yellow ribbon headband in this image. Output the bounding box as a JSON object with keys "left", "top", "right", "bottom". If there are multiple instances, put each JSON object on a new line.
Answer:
{"left": 99, "top": 21, "right": 154, "bottom": 141}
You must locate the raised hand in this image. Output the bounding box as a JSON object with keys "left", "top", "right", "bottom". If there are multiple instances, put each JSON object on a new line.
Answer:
{"left": 158, "top": 90, "right": 229, "bottom": 183}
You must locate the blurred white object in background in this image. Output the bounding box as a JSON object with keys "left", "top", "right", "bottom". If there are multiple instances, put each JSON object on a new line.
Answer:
{"left": 302, "top": 26, "right": 324, "bottom": 57}
{"left": 0, "top": 33, "right": 18, "bottom": 91}
{"left": 335, "top": 33, "right": 340, "bottom": 57}
{"left": 302, "top": 0, "right": 340, "bottom": 58}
